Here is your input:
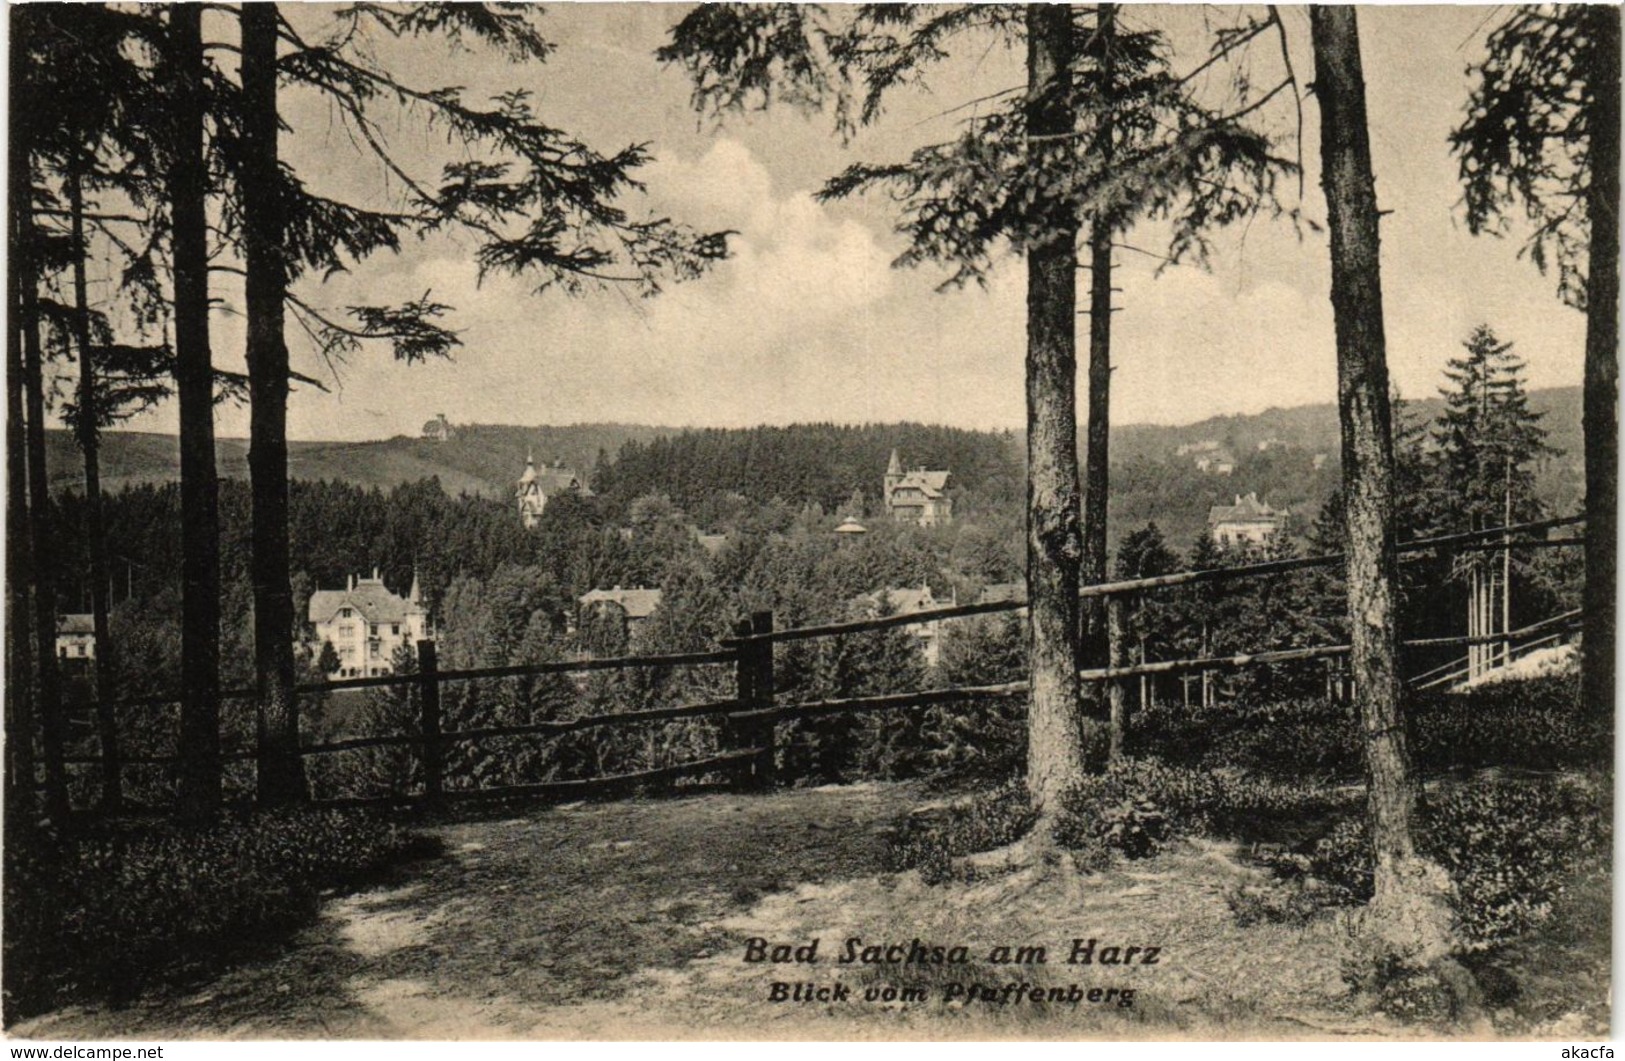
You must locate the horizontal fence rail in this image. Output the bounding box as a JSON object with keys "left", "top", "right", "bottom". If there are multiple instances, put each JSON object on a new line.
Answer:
{"left": 723, "top": 513, "right": 1585, "bottom": 646}
{"left": 54, "top": 513, "right": 1587, "bottom": 815}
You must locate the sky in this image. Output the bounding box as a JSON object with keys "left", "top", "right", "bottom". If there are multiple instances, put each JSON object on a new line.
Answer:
{"left": 76, "top": 4, "right": 1589, "bottom": 442}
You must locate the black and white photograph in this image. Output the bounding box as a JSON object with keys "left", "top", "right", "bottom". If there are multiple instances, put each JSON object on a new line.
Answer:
{"left": 2, "top": 0, "right": 1617, "bottom": 1043}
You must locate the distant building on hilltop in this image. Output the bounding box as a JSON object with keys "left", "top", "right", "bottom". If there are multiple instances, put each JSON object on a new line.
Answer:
{"left": 1195, "top": 451, "right": 1236, "bottom": 476}
{"left": 310, "top": 570, "right": 432, "bottom": 678}
{"left": 421, "top": 413, "right": 455, "bottom": 442}
{"left": 883, "top": 449, "right": 953, "bottom": 526}
{"left": 56, "top": 614, "right": 95, "bottom": 664}
{"left": 1208, "top": 493, "right": 1289, "bottom": 548}
{"left": 517, "top": 451, "right": 586, "bottom": 528}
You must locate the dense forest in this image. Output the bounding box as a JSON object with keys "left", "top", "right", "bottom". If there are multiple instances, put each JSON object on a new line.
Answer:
{"left": 45, "top": 383, "right": 1585, "bottom": 555}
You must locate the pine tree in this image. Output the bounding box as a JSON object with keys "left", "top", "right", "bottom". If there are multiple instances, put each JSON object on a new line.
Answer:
{"left": 1432, "top": 326, "right": 1551, "bottom": 533}
{"left": 1431, "top": 325, "right": 1555, "bottom": 676}
{"left": 662, "top": 4, "right": 1297, "bottom": 822}
{"left": 1453, "top": 5, "right": 1618, "bottom": 723}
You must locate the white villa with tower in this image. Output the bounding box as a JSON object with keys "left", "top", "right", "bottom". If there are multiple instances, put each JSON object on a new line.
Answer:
{"left": 516, "top": 451, "right": 587, "bottom": 528}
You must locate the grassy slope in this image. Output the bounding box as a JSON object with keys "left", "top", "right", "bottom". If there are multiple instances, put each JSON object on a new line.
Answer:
{"left": 42, "top": 423, "right": 677, "bottom": 498}
{"left": 13, "top": 777, "right": 1605, "bottom": 1041}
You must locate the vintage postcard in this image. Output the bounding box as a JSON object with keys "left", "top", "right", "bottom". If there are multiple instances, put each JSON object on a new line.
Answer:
{"left": 3, "top": 1, "right": 1614, "bottom": 1046}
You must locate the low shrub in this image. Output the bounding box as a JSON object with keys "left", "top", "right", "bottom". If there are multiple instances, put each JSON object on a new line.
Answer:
{"left": 1412, "top": 674, "right": 1607, "bottom": 772}
{"left": 1225, "top": 875, "right": 1342, "bottom": 927}
{"left": 1427, "top": 774, "right": 1611, "bottom": 947}
{"left": 1126, "top": 674, "right": 1602, "bottom": 781}
{"left": 4, "top": 808, "right": 443, "bottom": 1021}
{"left": 1049, "top": 758, "right": 1348, "bottom": 872}
{"left": 1343, "top": 950, "right": 1482, "bottom": 1024}
{"left": 883, "top": 780, "right": 1036, "bottom": 884}
{"left": 1253, "top": 774, "right": 1610, "bottom": 949}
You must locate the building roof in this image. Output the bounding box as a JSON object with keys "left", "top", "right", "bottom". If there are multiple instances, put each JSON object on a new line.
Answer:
{"left": 579, "top": 587, "right": 664, "bottom": 620}
{"left": 854, "top": 585, "right": 936, "bottom": 616}
{"left": 834, "top": 517, "right": 868, "bottom": 535}
{"left": 56, "top": 614, "right": 95, "bottom": 636}
{"left": 310, "top": 574, "right": 425, "bottom": 626}
{"left": 892, "top": 470, "right": 950, "bottom": 498}
{"left": 977, "top": 582, "right": 1025, "bottom": 605}
{"left": 517, "top": 454, "right": 585, "bottom": 495}
{"left": 1207, "top": 492, "right": 1286, "bottom": 526}
{"left": 696, "top": 533, "right": 729, "bottom": 556}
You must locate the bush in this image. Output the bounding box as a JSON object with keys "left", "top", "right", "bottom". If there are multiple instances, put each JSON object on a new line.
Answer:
{"left": 1427, "top": 774, "right": 1610, "bottom": 947}
{"left": 1125, "top": 675, "right": 1602, "bottom": 782}
{"left": 4, "top": 808, "right": 443, "bottom": 1021}
{"left": 883, "top": 781, "right": 1036, "bottom": 884}
{"left": 1412, "top": 674, "right": 1607, "bottom": 772}
{"left": 1253, "top": 774, "right": 1610, "bottom": 949}
{"left": 1131, "top": 697, "right": 1361, "bottom": 777}
{"left": 1344, "top": 951, "right": 1481, "bottom": 1024}
{"left": 1047, "top": 758, "right": 1348, "bottom": 875}
{"left": 1225, "top": 875, "right": 1341, "bottom": 927}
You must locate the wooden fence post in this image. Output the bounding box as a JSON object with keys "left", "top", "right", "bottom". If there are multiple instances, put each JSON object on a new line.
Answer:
{"left": 728, "top": 612, "right": 776, "bottom": 790}
{"left": 729, "top": 617, "right": 755, "bottom": 790}
{"left": 1107, "top": 595, "right": 1128, "bottom": 761}
{"left": 418, "top": 639, "right": 443, "bottom": 808}
{"left": 749, "top": 611, "right": 776, "bottom": 788}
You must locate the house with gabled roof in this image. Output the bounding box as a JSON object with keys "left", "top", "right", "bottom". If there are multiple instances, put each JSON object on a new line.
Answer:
{"left": 1207, "top": 493, "right": 1289, "bottom": 549}
{"left": 56, "top": 614, "right": 95, "bottom": 664}
{"left": 883, "top": 449, "right": 953, "bottom": 526}
{"left": 309, "top": 569, "right": 432, "bottom": 678}
{"left": 517, "top": 451, "right": 587, "bottom": 528}
{"left": 851, "top": 584, "right": 945, "bottom": 668}
{"left": 577, "top": 586, "right": 664, "bottom": 649}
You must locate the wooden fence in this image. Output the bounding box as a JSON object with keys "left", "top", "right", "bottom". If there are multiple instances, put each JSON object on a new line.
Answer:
{"left": 58, "top": 513, "right": 1585, "bottom": 812}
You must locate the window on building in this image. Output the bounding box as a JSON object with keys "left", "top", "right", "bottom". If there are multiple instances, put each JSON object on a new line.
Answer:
{"left": 392, "top": 624, "right": 400, "bottom": 636}
{"left": 77, "top": 645, "right": 87, "bottom": 657}
{"left": 340, "top": 607, "right": 353, "bottom": 618}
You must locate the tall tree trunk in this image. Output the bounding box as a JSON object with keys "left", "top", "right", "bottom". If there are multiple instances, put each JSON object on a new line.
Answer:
{"left": 242, "top": 2, "right": 306, "bottom": 805}
{"left": 1080, "top": 3, "right": 1116, "bottom": 674}
{"left": 1311, "top": 6, "right": 1453, "bottom": 960}
{"left": 7, "top": 31, "right": 40, "bottom": 828}
{"left": 68, "top": 165, "right": 122, "bottom": 811}
{"left": 21, "top": 222, "right": 68, "bottom": 827}
{"left": 1582, "top": 5, "right": 1619, "bottom": 729}
{"left": 1023, "top": 2, "right": 1089, "bottom": 815}
{"left": 171, "top": 3, "right": 222, "bottom": 818}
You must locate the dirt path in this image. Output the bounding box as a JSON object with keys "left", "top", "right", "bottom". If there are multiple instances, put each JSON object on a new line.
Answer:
{"left": 8, "top": 784, "right": 1504, "bottom": 1040}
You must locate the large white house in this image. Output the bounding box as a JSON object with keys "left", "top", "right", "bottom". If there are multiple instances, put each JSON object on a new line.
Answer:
{"left": 1208, "top": 493, "right": 1289, "bottom": 548}
{"left": 310, "top": 570, "right": 432, "bottom": 678}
